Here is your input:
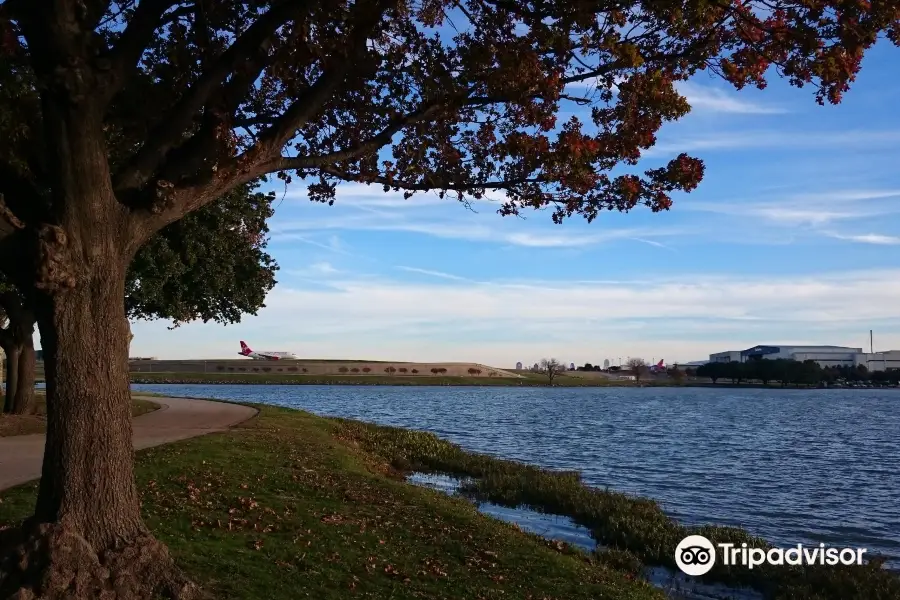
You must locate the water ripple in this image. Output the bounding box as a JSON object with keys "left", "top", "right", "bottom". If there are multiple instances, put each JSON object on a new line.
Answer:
{"left": 132, "top": 384, "right": 900, "bottom": 566}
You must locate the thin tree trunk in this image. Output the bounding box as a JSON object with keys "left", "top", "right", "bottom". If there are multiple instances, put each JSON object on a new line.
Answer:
{"left": 33, "top": 265, "right": 144, "bottom": 549}
{"left": 9, "top": 336, "right": 35, "bottom": 415}
{"left": 3, "top": 346, "right": 19, "bottom": 413}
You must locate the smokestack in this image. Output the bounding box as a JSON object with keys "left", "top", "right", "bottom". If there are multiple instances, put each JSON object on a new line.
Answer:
{"left": 870, "top": 330, "right": 874, "bottom": 354}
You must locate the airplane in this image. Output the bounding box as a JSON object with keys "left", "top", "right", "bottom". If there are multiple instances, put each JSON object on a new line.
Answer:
{"left": 649, "top": 359, "right": 666, "bottom": 374}
{"left": 238, "top": 341, "right": 298, "bottom": 360}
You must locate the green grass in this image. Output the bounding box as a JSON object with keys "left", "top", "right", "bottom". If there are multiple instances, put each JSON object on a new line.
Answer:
{"left": 130, "top": 371, "right": 654, "bottom": 387}
{"left": 0, "top": 395, "right": 160, "bottom": 437}
{"left": 0, "top": 405, "right": 662, "bottom": 600}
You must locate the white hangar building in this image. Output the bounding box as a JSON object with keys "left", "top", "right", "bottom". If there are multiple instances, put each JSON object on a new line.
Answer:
{"left": 709, "top": 345, "right": 900, "bottom": 371}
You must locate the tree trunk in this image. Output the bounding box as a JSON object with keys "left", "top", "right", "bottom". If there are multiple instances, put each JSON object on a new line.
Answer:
{"left": 33, "top": 264, "right": 142, "bottom": 548}
{"left": 9, "top": 336, "right": 35, "bottom": 415}
{"left": 3, "top": 346, "right": 18, "bottom": 413}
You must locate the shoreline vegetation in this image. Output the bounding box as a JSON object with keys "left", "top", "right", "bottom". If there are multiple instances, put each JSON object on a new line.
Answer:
{"left": 128, "top": 371, "right": 900, "bottom": 389}
{"left": 1, "top": 402, "right": 897, "bottom": 599}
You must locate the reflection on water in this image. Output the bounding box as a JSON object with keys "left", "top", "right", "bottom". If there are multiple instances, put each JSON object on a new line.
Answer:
{"left": 132, "top": 383, "right": 900, "bottom": 567}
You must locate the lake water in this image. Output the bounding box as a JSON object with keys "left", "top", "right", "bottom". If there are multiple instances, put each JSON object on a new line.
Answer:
{"left": 132, "top": 384, "right": 900, "bottom": 567}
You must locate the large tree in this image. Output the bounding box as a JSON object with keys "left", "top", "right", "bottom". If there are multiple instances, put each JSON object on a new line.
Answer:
{"left": 0, "top": 0, "right": 895, "bottom": 596}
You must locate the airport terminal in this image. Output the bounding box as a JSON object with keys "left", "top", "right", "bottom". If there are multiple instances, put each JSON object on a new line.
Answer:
{"left": 708, "top": 344, "right": 900, "bottom": 370}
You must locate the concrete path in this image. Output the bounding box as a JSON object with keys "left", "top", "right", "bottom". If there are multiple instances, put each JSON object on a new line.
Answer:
{"left": 0, "top": 396, "right": 257, "bottom": 491}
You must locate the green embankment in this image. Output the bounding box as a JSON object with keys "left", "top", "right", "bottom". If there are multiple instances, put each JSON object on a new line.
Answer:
{"left": 0, "top": 395, "right": 159, "bottom": 437}
{"left": 1, "top": 404, "right": 896, "bottom": 599}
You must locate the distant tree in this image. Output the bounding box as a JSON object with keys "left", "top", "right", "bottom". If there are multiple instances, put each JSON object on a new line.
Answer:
{"left": 411, "top": 369, "right": 419, "bottom": 374}
{"left": 338, "top": 366, "right": 349, "bottom": 373}
{"left": 696, "top": 363, "right": 721, "bottom": 384}
{"left": 626, "top": 358, "right": 648, "bottom": 382}
{"left": 474, "top": 369, "right": 482, "bottom": 375}
{"left": 438, "top": 368, "right": 448, "bottom": 374}
{"left": 723, "top": 361, "right": 744, "bottom": 384}
{"left": 667, "top": 367, "right": 685, "bottom": 384}
{"left": 430, "top": 368, "right": 439, "bottom": 374}
{"left": 685, "top": 368, "right": 697, "bottom": 377}
{"left": 362, "top": 367, "right": 371, "bottom": 373}
{"left": 385, "top": 366, "right": 397, "bottom": 375}
{"left": 467, "top": 368, "right": 478, "bottom": 375}
{"left": 539, "top": 358, "right": 566, "bottom": 385}
{"left": 582, "top": 363, "right": 594, "bottom": 371}
{"left": 350, "top": 367, "right": 360, "bottom": 373}
{"left": 398, "top": 367, "right": 408, "bottom": 373}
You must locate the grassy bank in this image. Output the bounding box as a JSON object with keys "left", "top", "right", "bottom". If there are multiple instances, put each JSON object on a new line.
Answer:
{"left": 0, "top": 404, "right": 662, "bottom": 600}
{"left": 2, "top": 403, "right": 896, "bottom": 599}
{"left": 130, "top": 371, "right": 652, "bottom": 387}
{"left": 0, "top": 395, "right": 160, "bottom": 437}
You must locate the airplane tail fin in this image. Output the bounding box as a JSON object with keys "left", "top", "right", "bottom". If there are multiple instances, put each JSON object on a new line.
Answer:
{"left": 240, "top": 341, "right": 252, "bottom": 355}
{"left": 657, "top": 359, "right": 664, "bottom": 367}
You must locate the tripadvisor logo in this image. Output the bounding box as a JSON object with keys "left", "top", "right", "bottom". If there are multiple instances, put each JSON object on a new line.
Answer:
{"left": 675, "top": 535, "right": 867, "bottom": 576}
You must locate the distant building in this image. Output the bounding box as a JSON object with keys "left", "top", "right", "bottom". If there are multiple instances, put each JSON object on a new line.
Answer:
{"left": 515, "top": 361, "right": 523, "bottom": 370}
{"left": 708, "top": 345, "right": 900, "bottom": 370}
{"left": 569, "top": 362, "right": 575, "bottom": 371}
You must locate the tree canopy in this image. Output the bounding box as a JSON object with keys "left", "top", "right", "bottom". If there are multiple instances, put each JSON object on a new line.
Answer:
{"left": 126, "top": 180, "right": 277, "bottom": 326}
{"left": 1, "top": 0, "right": 897, "bottom": 261}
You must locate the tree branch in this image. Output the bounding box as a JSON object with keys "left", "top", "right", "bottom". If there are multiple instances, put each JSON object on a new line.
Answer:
{"left": 261, "top": 100, "right": 447, "bottom": 171}
{"left": 318, "top": 166, "right": 543, "bottom": 192}
{"left": 113, "top": 0, "right": 316, "bottom": 192}
{"left": 252, "top": 0, "right": 398, "bottom": 155}
{"left": 101, "top": 0, "right": 183, "bottom": 102}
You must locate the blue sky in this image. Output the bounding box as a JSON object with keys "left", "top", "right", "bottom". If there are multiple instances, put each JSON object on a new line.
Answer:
{"left": 129, "top": 41, "right": 900, "bottom": 367}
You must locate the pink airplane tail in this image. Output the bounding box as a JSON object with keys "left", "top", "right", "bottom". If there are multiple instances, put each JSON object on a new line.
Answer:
{"left": 239, "top": 341, "right": 252, "bottom": 355}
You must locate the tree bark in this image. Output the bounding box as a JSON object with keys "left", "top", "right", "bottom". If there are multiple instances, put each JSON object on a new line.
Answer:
{"left": 33, "top": 262, "right": 143, "bottom": 549}
{"left": 9, "top": 335, "right": 35, "bottom": 415}
{"left": 3, "top": 346, "right": 18, "bottom": 413}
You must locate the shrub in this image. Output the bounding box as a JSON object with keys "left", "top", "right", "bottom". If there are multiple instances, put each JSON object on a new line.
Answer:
{"left": 215, "top": 365, "right": 224, "bottom": 371}
{"left": 398, "top": 367, "right": 408, "bottom": 373}
{"left": 438, "top": 368, "right": 447, "bottom": 374}
{"left": 252, "top": 367, "right": 259, "bottom": 372}
{"left": 468, "top": 368, "right": 477, "bottom": 375}
{"left": 238, "top": 367, "right": 246, "bottom": 372}
{"left": 287, "top": 367, "right": 297, "bottom": 372}
{"left": 227, "top": 367, "right": 235, "bottom": 372}
{"left": 411, "top": 369, "right": 418, "bottom": 374}
{"left": 277, "top": 368, "right": 283, "bottom": 372}
{"left": 301, "top": 368, "right": 308, "bottom": 373}
{"left": 351, "top": 367, "right": 360, "bottom": 373}
{"left": 362, "top": 367, "right": 371, "bottom": 373}
{"left": 430, "top": 368, "right": 439, "bottom": 374}
{"left": 262, "top": 367, "right": 271, "bottom": 372}
{"left": 339, "top": 366, "right": 349, "bottom": 373}
{"left": 385, "top": 366, "right": 396, "bottom": 374}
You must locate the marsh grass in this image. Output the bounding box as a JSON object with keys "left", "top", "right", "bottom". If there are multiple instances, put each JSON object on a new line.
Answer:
{"left": 336, "top": 419, "right": 900, "bottom": 600}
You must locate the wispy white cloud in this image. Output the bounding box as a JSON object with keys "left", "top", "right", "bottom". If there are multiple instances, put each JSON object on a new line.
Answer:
{"left": 272, "top": 213, "right": 688, "bottom": 249}
{"left": 683, "top": 189, "right": 900, "bottom": 227}
{"left": 675, "top": 82, "right": 786, "bottom": 115}
{"left": 648, "top": 129, "right": 900, "bottom": 156}
{"left": 825, "top": 232, "right": 900, "bottom": 245}
{"left": 396, "top": 266, "right": 474, "bottom": 281}
{"left": 285, "top": 183, "right": 449, "bottom": 209}
{"left": 130, "top": 268, "right": 900, "bottom": 364}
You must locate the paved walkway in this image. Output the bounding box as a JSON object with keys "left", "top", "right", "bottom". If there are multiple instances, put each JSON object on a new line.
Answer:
{"left": 0, "top": 396, "right": 257, "bottom": 491}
